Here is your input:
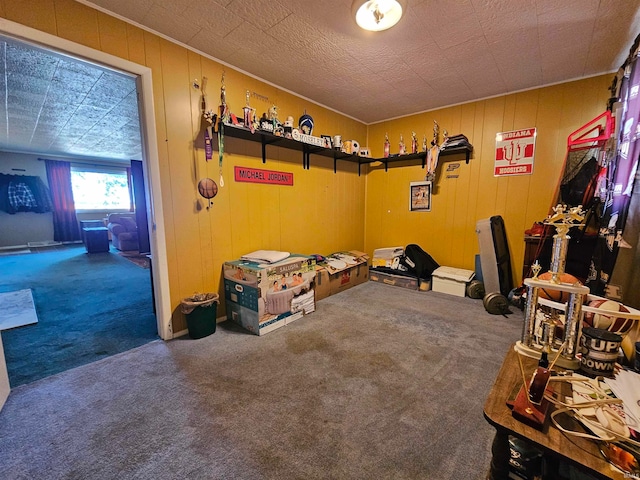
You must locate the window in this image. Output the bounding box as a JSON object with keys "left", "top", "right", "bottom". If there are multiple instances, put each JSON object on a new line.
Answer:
{"left": 70, "top": 165, "right": 130, "bottom": 211}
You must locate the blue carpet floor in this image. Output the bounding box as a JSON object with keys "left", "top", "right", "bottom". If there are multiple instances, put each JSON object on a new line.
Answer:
{"left": 0, "top": 244, "right": 158, "bottom": 386}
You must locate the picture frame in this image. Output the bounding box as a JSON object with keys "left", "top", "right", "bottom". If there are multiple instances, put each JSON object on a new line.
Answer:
{"left": 409, "top": 181, "right": 431, "bottom": 212}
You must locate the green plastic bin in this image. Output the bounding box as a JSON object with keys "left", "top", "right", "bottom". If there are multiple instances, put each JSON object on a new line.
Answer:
{"left": 181, "top": 293, "right": 219, "bottom": 339}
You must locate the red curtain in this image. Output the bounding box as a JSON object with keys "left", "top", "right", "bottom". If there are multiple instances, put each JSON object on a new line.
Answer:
{"left": 44, "top": 160, "right": 81, "bottom": 242}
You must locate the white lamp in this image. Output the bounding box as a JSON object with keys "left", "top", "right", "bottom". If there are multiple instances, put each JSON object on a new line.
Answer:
{"left": 353, "top": 0, "right": 405, "bottom": 32}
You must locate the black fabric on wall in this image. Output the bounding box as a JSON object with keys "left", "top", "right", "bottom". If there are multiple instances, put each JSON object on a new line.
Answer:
{"left": 0, "top": 173, "right": 53, "bottom": 214}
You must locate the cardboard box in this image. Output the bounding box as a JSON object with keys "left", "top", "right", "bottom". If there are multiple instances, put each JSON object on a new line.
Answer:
{"left": 324, "top": 251, "right": 369, "bottom": 295}
{"left": 432, "top": 266, "right": 475, "bottom": 297}
{"left": 314, "top": 265, "right": 331, "bottom": 302}
{"left": 369, "top": 269, "right": 419, "bottom": 290}
{"left": 223, "top": 254, "right": 316, "bottom": 335}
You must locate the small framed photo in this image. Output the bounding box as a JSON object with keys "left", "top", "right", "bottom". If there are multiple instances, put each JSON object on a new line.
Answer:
{"left": 410, "top": 181, "right": 432, "bottom": 212}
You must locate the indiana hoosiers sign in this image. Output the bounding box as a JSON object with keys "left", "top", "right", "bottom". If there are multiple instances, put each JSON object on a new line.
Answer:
{"left": 494, "top": 128, "right": 536, "bottom": 176}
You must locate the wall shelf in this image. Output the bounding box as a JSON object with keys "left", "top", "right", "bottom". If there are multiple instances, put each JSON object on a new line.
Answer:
{"left": 221, "top": 123, "right": 473, "bottom": 175}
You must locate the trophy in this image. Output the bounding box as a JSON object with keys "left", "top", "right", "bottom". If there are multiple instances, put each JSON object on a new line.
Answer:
{"left": 515, "top": 205, "right": 589, "bottom": 369}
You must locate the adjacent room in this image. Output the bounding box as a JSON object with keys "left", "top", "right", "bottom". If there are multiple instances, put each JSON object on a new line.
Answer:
{"left": 0, "top": 1, "right": 639, "bottom": 479}
{"left": 0, "top": 36, "right": 158, "bottom": 386}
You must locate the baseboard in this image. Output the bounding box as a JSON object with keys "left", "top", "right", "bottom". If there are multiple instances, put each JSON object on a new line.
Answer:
{"left": 172, "top": 328, "right": 189, "bottom": 339}
{"left": 0, "top": 244, "right": 28, "bottom": 251}
{"left": 27, "top": 241, "right": 62, "bottom": 248}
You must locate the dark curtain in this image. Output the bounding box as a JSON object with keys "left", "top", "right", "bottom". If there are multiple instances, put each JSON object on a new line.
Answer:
{"left": 44, "top": 160, "right": 81, "bottom": 243}
{"left": 588, "top": 38, "right": 640, "bottom": 295}
{"left": 131, "top": 160, "right": 151, "bottom": 254}
{"left": 126, "top": 166, "right": 134, "bottom": 212}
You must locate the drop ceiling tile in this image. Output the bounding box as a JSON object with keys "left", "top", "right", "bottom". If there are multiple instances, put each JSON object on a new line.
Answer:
{"left": 589, "top": 0, "right": 640, "bottom": 70}
{"left": 226, "top": 0, "right": 291, "bottom": 31}
{"left": 427, "top": 74, "right": 473, "bottom": 96}
{"left": 535, "top": 0, "right": 599, "bottom": 18}
{"left": 471, "top": 0, "right": 536, "bottom": 13}
{"left": 478, "top": 13, "right": 537, "bottom": 46}
{"left": 420, "top": 0, "right": 476, "bottom": 20}
{"left": 0, "top": 0, "right": 639, "bottom": 160}
{"left": 86, "top": 0, "right": 154, "bottom": 24}
{"left": 266, "top": 15, "right": 325, "bottom": 52}
{"left": 181, "top": 0, "right": 244, "bottom": 38}
{"left": 142, "top": 6, "right": 203, "bottom": 44}
{"left": 187, "top": 29, "right": 240, "bottom": 60}
{"left": 411, "top": 5, "right": 480, "bottom": 50}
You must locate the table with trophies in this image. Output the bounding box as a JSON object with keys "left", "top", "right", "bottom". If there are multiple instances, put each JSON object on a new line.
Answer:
{"left": 483, "top": 205, "right": 640, "bottom": 479}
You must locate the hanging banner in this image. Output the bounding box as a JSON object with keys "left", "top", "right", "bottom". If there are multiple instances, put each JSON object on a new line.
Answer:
{"left": 234, "top": 166, "right": 294, "bottom": 186}
{"left": 494, "top": 128, "right": 536, "bottom": 176}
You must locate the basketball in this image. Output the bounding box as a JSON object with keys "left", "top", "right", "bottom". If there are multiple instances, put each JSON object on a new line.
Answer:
{"left": 536, "top": 272, "right": 581, "bottom": 303}
{"left": 583, "top": 299, "right": 632, "bottom": 333}
{"left": 197, "top": 178, "right": 218, "bottom": 199}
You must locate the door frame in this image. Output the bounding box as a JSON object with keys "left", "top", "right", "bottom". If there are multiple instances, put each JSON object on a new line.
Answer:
{"left": 0, "top": 18, "right": 172, "bottom": 341}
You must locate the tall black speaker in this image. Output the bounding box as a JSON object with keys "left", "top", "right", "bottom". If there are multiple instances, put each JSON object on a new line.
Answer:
{"left": 476, "top": 215, "right": 513, "bottom": 297}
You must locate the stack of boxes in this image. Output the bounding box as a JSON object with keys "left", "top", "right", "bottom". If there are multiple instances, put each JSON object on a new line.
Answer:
{"left": 223, "top": 254, "right": 317, "bottom": 336}
{"left": 223, "top": 251, "right": 371, "bottom": 335}
{"left": 314, "top": 251, "right": 369, "bottom": 301}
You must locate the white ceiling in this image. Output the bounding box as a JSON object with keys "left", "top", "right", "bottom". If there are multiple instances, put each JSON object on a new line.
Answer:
{"left": 2, "top": 0, "right": 640, "bottom": 162}
{"left": 84, "top": 0, "right": 640, "bottom": 124}
{"left": 0, "top": 36, "right": 141, "bottom": 163}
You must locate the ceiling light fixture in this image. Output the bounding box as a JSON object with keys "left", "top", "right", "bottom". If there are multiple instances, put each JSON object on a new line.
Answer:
{"left": 353, "top": 0, "right": 404, "bottom": 32}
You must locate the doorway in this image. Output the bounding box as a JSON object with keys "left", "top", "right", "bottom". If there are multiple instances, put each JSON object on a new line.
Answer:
{"left": 0, "top": 20, "right": 171, "bottom": 395}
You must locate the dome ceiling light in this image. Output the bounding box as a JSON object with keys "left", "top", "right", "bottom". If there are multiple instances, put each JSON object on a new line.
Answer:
{"left": 353, "top": 0, "right": 405, "bottom": 32}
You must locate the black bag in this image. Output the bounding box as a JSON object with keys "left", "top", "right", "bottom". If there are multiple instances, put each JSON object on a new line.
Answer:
{"left": 560, "top": 156, "right": 599, "bottom": 207}
{"left": 400, "top": 244, "right": 439, "bottom": 279}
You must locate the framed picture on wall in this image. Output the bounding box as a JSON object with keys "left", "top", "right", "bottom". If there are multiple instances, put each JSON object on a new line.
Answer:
{"left": 409, "top": 181, "right": 432, "bottom": 212}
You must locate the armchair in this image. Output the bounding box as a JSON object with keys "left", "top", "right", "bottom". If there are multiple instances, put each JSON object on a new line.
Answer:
{"left": 107, "top": 213, "right": 139, "bottom": 251}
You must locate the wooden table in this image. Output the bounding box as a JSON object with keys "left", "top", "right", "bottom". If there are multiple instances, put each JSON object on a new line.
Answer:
{"left": 483, "top": 345, "right": 626, "bottom": 479}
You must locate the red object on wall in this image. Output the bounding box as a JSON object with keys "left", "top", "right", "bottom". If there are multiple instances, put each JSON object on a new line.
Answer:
{"left": 234, "top": 166, "right": 293, "bottom": 186}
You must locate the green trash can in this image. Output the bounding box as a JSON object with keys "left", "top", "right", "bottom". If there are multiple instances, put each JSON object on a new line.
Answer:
{"left": 181, "top": 293, "right": 219, "bottom": 339}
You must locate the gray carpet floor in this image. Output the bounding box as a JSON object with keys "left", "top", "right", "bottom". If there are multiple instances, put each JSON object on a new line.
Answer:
{"left": 0, "top": 281, "right": 522, "bottom": 479}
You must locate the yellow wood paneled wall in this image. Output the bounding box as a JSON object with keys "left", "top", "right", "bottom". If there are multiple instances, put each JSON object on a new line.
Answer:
{"left": 1, "top": 0, "right": 367, "bottom": 333}
{"left": 1, "top": 0, "right": 615, "bottom": 333}
{"left": 366, "top": 75, "right": 612, "bottom": 286}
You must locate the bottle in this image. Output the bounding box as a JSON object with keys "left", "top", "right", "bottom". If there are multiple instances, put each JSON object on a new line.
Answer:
{"left": 538, "top": 349, "right": 549, "bottom": 368}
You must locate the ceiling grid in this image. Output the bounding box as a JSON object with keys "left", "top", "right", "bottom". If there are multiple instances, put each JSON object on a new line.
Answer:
{"left": 0, "top": 0, "right": 639, "bottom": 161}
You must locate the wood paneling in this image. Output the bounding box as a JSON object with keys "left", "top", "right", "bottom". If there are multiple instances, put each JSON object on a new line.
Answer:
{"left": 54, "top": 0, "right": 100, "bottom": 49}
{"left": 1, "top": 0, "right": 56, "bottom": 34}
{"left": 96, "top": 11, "right": 129, "bottom": 59}
{"left": 365, "top": 75, "right": 612, "bottom": 286}
{"left": 0, "top": 1, "right": 612, "bottom": 332}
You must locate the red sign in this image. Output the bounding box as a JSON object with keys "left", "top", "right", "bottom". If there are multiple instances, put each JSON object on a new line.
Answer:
{"left": 234, "top": 166, "right": 294, "bottom": 185}
{"left": 494, "top": 128, "right": 536, "bottom": 176}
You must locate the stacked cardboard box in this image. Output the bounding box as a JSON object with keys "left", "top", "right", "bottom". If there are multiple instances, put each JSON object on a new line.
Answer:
{"left": 315, "top": 250, "right": 369, "bottom": 301}
{"left": 223, "top": 254, "right": 316, "bottom": 336}
{"left": 326, "top": 251, "right": 370, "bottom": 295}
